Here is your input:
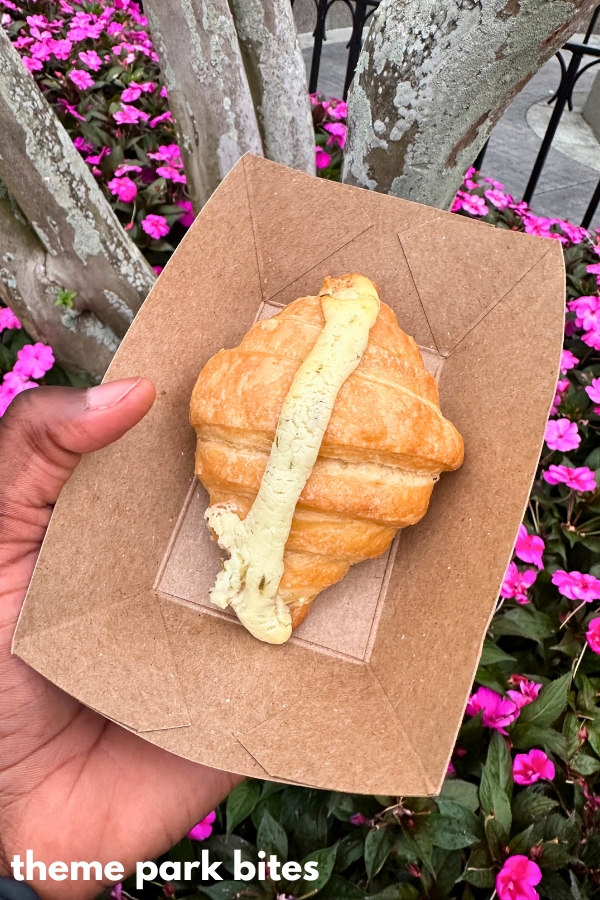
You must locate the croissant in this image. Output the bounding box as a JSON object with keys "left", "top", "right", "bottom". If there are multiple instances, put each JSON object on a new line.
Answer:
{"left": 190, "top": 274, "right": 464, "bottom": 643}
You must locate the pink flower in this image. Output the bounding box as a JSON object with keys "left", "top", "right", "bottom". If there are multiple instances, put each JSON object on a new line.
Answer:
{"left": 160, "top": 85, "right": 169, "bottom": 98}
{"left": 586, "top": 377, "right": 600, "bottom": 404}
{"left": 514, "top": 524, "right": 544, "bottom": 569}
{"left": 68, "top": 69, "right": 94, "bottom": 90}
{"left": 0, "top": 373, "right": 38, "bottom": 417}
{"left": 587, "top": 262, "right": 600, "bottom": 276}
{"left": 141, "top": 214, "right": 170, "bottom": 240}
{"left": 552, "top": 570, "right": 600, "bottom": 602}
{"left": 114, "top": 164, "right": 142, "bottom": 176}
{"left": 545, "top": 418, "right": 580, "bottom": 452}
{"left": 510, "top": 200, "right": 529, "bottom": 215}
{"left": 73, "top": 136, "right": 95, "bottom": 153}
{"left": 349, "top": 812, "right": 368, "bottom": 825}
{"left": 149, "top": 111, "right": 173, "bottom": 128}
{"left": 113, "top": 105, "right": 149, "bottom": 125}
{"left": 569, "top": 296, "right": 600, "bottom": 331}
{"left": 121, "top": 81, "right": 152, "bottom": 102}
{"left": 496, "top": 856, "right": 542, "bottom": 900}
{"left": 108, "top": 176, "right": 137, "bottom": 203}
{"left": 560, "top": 349, "right": 579, "bottom": 372}
{"left": 447, "top": 760, "right": 456, "bottom": 776}
{"left": 323, "top": 98, "right": 347, "bottom": 119}
{"left": 152, "top": 265, "right": 164, "bottom": 275}
{"left": 156, "top": 165, "right": 186, "bottom": 183}
{"left": 500, "top": 562, "right": 537, "bottom": 605}
{"left": 451, "top": 193, "right": 465, "bottom": 213}
{"left": 23, "top": 56, "right": 44, "bottom": 73}
{"left": 513, "top": 749, "right": 555, "bottom": 785}
{"left": 550, "top": 377, "right": 570, "bottom": 416}
{"left": 465, "top": 686, "right": 519, "bottom": 734}
{"left": 582, "top": 327, "right": 600, "bottom": 351}
{"left": 543, "top": 465, "right": 596, "bottom": 493}
{"left": 85, "top": 147, "right": 110, "bottom": 165}
{"left": 0, "top": 307, "right": 21, "bottom": 331}
{"left": 79, "top": 49, "right": 102, "bottom": 71}
{"left": 141, "top": 146, "right": 167, "bottom": 165}
{"left": 485, "top": 188, "right": 512, "bottom": 209}
{"left": 178, "top": 200, "right": 194, "bottom": 227}
{"left": 49, "top": 38, "right": 73, "bottom": 60}
{"left": 188, "top": 810, "right": 216, "bottom": 841}
{"left": 315, "top": 147, "right": 331, "bottom": 169}
{"left": 106, "top": 21, "right": 123, "bottom": 35}
{"left": 559, "top": 221, "right": 588, "bottom": 244}
{"left": 56, "top": 99, "right": 86, "bottom": 121}
{"left": 13, "top": 343, "right": 54, "bottom": 379}
{"left": 507, "top": 676, "right": 542, "bottom": 708}
{"left": 324, "top": 122, "right": 347, "bottom": 149}
{"left": 586, "top": 617, "right": 600, "bottom": 654}
{"left": 110, "top": 884, "right": 122, "bottom": 899}
{"left": 461, "top": 194, "right": 488, "bottom": 216}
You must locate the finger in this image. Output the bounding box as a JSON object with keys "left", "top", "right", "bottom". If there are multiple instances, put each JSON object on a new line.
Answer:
{"left": 0, "top": 377, "right": 155, "bottom": 513}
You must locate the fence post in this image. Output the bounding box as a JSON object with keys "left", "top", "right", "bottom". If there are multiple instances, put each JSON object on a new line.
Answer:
{"left": 0, "top": 182, "right": 118, "bottom": 380}
{"left": 343, "top": 0, "right": 598, "bottom": 209}
{"left": 0, "top": 27, "right": 155, "bottom": 346}
{"left": 229, "top": 0, "right": 316, "bottom": 175}
{"left": 144, "top": 0, "right": 264, "bottom": 212}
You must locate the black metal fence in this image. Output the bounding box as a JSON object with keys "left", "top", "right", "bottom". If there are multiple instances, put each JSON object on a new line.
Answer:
{"left": 300, "top": 0, "right": 600, "bottom": 227}
{"left": 291, "top": 0, "right": 379, "bottom": 98}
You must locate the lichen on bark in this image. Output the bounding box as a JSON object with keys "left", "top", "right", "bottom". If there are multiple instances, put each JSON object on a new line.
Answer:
{"left": 144, "top": 0, "right": 264, "bottom": 211}
{"left": 0, "top": 26, "right": 155, "bottom": 340}
{"left": 343, "top": 0, "right": 598, "bottom": 209}
{"left": 229, "top": 0, "right": 316, "bottom": 174}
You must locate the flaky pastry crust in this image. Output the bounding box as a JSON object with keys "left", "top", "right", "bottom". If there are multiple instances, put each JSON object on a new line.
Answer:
{"left": 190, "top": 276, "right": 464, "bottom": 630}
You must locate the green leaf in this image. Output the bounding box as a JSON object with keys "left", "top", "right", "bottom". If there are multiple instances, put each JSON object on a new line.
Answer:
{"left": 509, "top": 825, "right": 535, "bottom": 855}
{"left": 510, "top": 724, "right": 568, "bottom": 758}
{"left": 474, "top": 665, "right": 506, "bottom": 694}
{"left": 364, "top": 828, "right": 394, "bottom": 880}
{"left": 479, "top": 640, "right": 516, "bottom": 666}
{"left": 463, "top": 849, "right": 495, "bottom": 888}
{"left": 368, "top": 886, "right": 421, "bottom": 900}
{"left": 256, "top": 809, "right": 288, "bottom": 862}
{"left": 439, "top": 779, "right": 479, "bottom": 812}
{"left": 570, "top": 752, "right": 600, "bottom": 775}
{"left": 516, "top": 674, "right": 570, "bottom": 728}
{"left": 512, "top": 789, "right": 558, "bottom": 827}
{"left": 206, "top": 834, "right": 257, "bottom": 876}
{"left": 226, "top": 780, "right": 261, "bottom": 836}
{"left": 429, "top": 800, "right": 481, "bottom": 849}
{"left": 493, "top": 607, "right": 555, "bottom": 641}
{"left": 479, "top": 733, "right": 512, "bottom": 851}
{"left": 539, "top": 871, "right": 572, "bottom": 900}
{"left": 315, "top": 874, "right": 364, "bottom": 900}
{"left": 297, "top": 844, "right": 338, "bottom": 897}
{"left": 335, "top": 832, "right": 365, "bottom": 872}
{"left": 200, "top": 883, "right": 259, "bottom": 900}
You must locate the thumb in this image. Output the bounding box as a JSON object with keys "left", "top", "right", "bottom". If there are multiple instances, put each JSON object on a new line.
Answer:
{"left": 0, "top": 376, "right": 155, "bottom": 556}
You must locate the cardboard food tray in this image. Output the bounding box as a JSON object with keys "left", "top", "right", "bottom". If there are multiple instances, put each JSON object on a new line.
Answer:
{"left": 13, "top": 155, "right": 565, "bottom": 796}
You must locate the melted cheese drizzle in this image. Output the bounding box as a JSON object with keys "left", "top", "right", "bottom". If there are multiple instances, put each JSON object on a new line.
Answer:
{"left": 206, "top": 277, "right": 380, "bottom": 644}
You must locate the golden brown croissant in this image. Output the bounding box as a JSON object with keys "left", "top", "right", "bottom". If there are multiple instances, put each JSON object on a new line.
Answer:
{"left": 190, "top": 274, "right": 464, "bottom": 642}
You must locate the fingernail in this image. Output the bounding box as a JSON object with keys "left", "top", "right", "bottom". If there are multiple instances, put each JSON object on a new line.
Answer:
{"left": 86, "top": 377, "right": 142, "bottom": 410}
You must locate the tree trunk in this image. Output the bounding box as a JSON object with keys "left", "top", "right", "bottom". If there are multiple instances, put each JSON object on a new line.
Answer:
{"left": 343, "top": 0, "right": 598, "bottom": 210}
{"left": 0, "top": 182, "right": 118, "bottom": 381}
{"left": 0, "top": 27, "right": 155, "bottom": 345}
{"left": 229, "top": 0, "right": 316, "bottom": 175}
{"left": 144, "top": 0, "right": 264, "bottom": 212}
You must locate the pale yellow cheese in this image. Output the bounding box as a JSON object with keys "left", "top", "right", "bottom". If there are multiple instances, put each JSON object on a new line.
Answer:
{"left": 206, "top": 280, "right": 380, "bottom": 644}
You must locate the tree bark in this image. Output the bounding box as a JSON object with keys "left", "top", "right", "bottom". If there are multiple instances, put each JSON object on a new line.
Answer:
{"left": 229, "top": 0, "right": 316, "bottom": 175}
{"left": 343, "top": 0, "right": 598, "bottom": 209}
{"left": 144, "top": 0, "right": 264, "bottom": 211}
{"left": 0, "top": 27, "right": 155, "bottom": 341}
{"left": 0, "top": 182, "right": 118, "bottom": 381}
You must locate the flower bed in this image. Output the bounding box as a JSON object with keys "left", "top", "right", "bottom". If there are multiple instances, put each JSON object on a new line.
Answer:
{"left": 1, "top": 5, "right": 600, "bottom": 899}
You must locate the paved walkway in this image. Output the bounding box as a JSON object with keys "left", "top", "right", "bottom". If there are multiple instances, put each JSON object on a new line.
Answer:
{"left": 302, "top": 36, "right": 600, "bottom": 231}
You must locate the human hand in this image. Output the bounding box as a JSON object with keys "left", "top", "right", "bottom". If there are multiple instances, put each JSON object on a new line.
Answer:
{"left": 0, "top": 379, "right": 240, "bottom": 900}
